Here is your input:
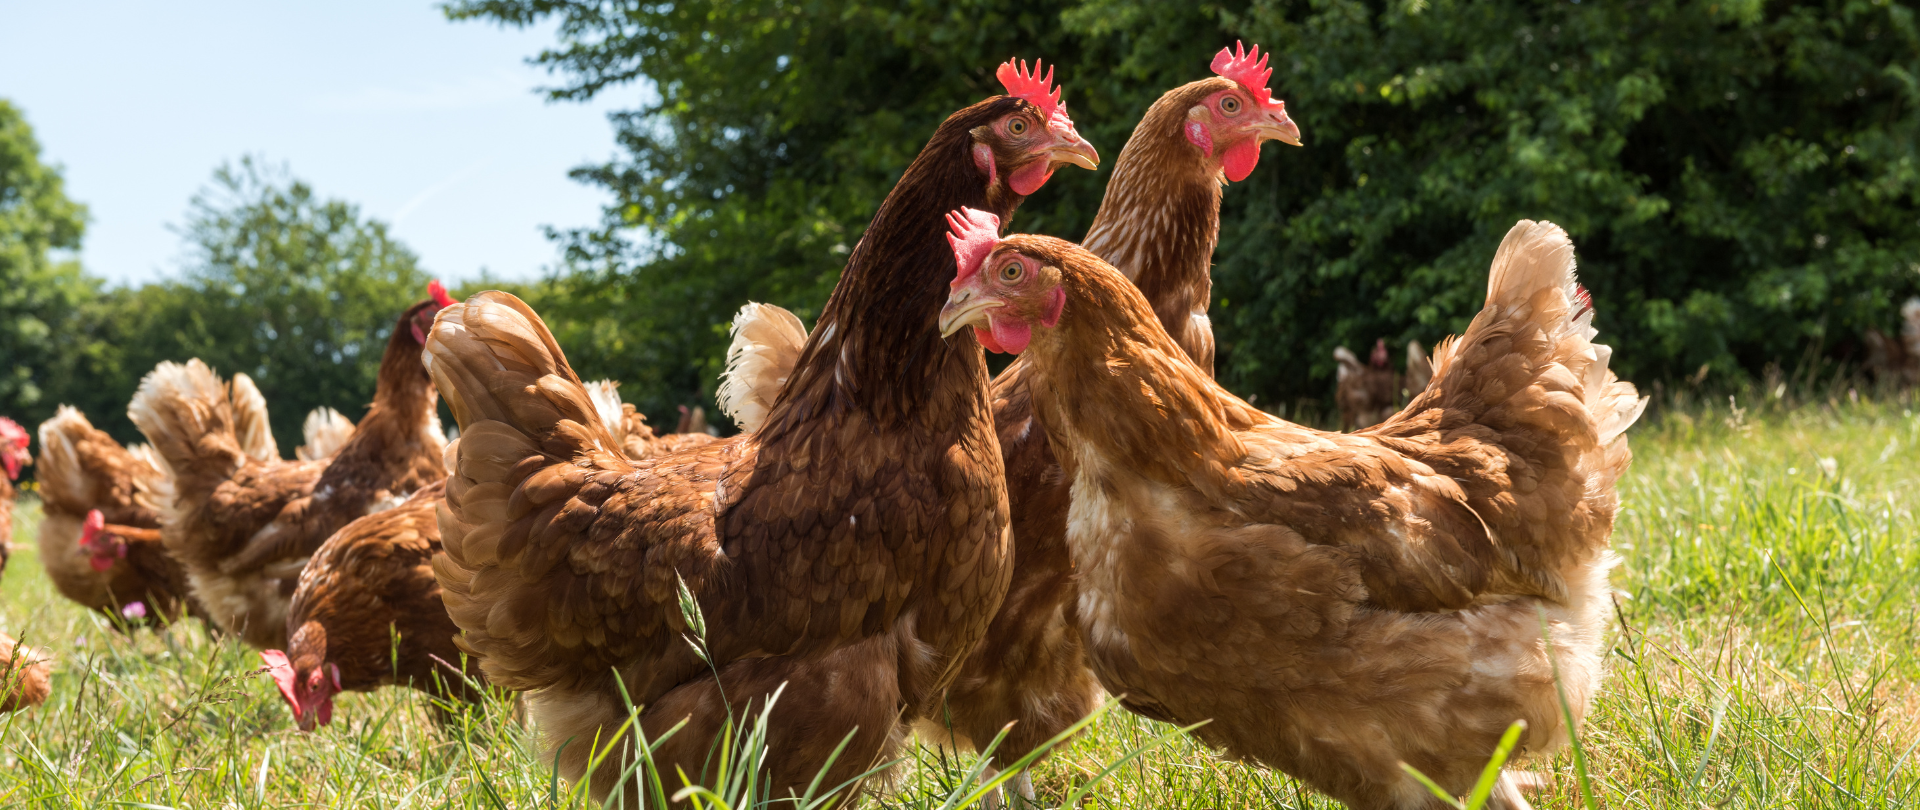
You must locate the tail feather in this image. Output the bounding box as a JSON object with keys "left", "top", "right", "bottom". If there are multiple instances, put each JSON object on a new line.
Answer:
{"left": 127, "top": 359, "right": 248, "bottom": 519}
{"left": 34, "top": 406, "right": 104, "bottom": 513}
{"left": 1405, "top": 340, "right": 1434, "bottom": 394}
{"left": 1410, "top": 220, "right": 1645, "bottom": 580}
{"left": 582, "top": 380, "right": 629, "bottom": 448}
{"left": 229, "top": 373, "right": 279, "bottom": 463}
{"left": 1428, "top": 221, "right": 1646, "bottom": 465}
{"left": 1332, "top": 345, "right": 1362, "bottom": 382}
{"left": 424, "top": 293, "right": 608, "bottom": 450}
{"left": 295, "top": 407, "right": 356, "bottom": 461}
{"left": 35, "top": 404, "right": 169, "bottom": 520}
{"left": 716, "top": 303, "right": 808, "bottom": 434}
{"left": 422, "top": 293, "right": 618, "bottom": 664}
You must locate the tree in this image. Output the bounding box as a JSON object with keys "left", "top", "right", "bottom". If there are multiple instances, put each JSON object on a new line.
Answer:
{"left": 452, "top": 0, "right": 1918, "bottom": 411}
{"left": 40, "top": 160, "right": 434, "bottom": 451}
{"left": 118, "top": 159, "right": 436, "bottom": 452}
{"left": 0, "top": 99, "right": 98, "bottom": 431}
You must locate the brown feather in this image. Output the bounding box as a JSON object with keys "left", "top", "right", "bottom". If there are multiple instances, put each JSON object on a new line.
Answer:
{"left": 993, "top": 221, "right": 1641, "bottom": 809}
{"left": 0, "top": 633, "right": 51, "bottom": 713}
{"left": 423, "top": 92, "right": 1084, "bottom": 804}
{"left": 931, "top": 77, "right": 1251, "bottom": 773}
{"left": 34, "top": 406, "right": 206, "bottom": 625}
{"left": 286, "top": 481, "right": 484, "bottom": 718}
{"left": 130, "top": 300, "right": 449, "bottom": 650}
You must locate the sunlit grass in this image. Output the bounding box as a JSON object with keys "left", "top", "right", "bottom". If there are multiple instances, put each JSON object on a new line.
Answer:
{"left": 5, "top": 391, "right": 1920, "bottom": 807}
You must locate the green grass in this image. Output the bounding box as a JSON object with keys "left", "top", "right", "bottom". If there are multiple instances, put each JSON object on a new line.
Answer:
{"left": 6, "top": 392, "right": 1920, "bottom": 808}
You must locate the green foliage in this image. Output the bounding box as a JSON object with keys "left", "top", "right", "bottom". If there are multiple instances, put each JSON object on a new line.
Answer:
{"left": 8, "top": 152, "right": 434, "bottom": 454}
{"left": 0, "top": 100, "right": 98, "bottom": 426}
{"left": 124, "top": 158, "right": 432, "bottom": 453}
{"left": 452, "top": 0, "right": 1920, "bottom": 411}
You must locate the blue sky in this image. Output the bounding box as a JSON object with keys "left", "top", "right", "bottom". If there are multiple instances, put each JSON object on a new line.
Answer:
{"left": 1, "top": 1, "right": 638, "bottom": 285}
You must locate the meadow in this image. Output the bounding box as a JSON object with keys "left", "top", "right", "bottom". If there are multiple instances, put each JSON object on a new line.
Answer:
{"left": 4, "top": 385, "right": 1920, "bottom": 809}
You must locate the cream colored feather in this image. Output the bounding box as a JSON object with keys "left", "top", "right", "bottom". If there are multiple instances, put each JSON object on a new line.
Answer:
{"left": 716, "top": 302, "right": 808, "bottom": 434}
{"left": 295, "top": 407, "right": 357, "bottom": 461}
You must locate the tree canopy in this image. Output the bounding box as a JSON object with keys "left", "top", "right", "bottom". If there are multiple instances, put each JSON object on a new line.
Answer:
{"left": 8, "top": 2, "right": 1920, "bottom": 451}
{"left": 7, "top": 155, "right": 435, "bottom": 453}
{"left": 452, "top": 0, "right": 1920, "bottom": 417}
{"left": 0, "top": 99, "right": 97, "bottom": 422}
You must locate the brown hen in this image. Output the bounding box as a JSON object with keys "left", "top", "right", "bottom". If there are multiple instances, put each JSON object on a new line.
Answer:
{"left": 932, "top": 43, "right": 1301, "bottom": 801}
{"left": 1334, "top": 338, "right": 1400, "bottom": 431}
{"left": 35, "top": 406, "right": 203, "bottom": 624}
{"left": 263, "top": 374, "right": 703, "bottom": 732}
{"left": 424, "top": 60, "right": 1097, "bottom": 804}
{"left": 0, "top": 632, "right": 51, "bottom": 713}
{"left": 130, "top": 290, "right": 452, "bottom": 650}
{"left": 267, "top": 481, "right": 483, "bottom": 731}
{"left": 941, "top": 218, "right": 1642, "bottom": 809}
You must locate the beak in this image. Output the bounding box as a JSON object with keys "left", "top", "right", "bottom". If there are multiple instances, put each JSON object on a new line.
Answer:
{"left": 1045, "top": 127, "right": 1101, "bottom": 171}
{"left": 940, "top": 283, "right": 1004, "bottom": 338}
{"left": 1253, "top": 105, "right": 1303, "bottom": 147}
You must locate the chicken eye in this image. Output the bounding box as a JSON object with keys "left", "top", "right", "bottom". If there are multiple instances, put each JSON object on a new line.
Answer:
{"left": 1008, "top": 117, "right": 1029, "bottom": 136}
{"left": 999, "top": 262, "right": 1024, "bottom": 283}
{"left": 1221, "top": 95, "right": 1243, "bottom": 115}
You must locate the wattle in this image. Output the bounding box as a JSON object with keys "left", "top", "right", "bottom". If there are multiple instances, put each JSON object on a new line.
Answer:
{"left": 989, "top": 318, "right": 1033, "bottom": 354}
{"left": 973, "top": 326, "right": 1007, "bottom": 354}
{"left": 1009, "top": 160, "right": 1055, "bottom": 196}
{"left": 1223, "top": 138, "right": 1262, "bottom": 183}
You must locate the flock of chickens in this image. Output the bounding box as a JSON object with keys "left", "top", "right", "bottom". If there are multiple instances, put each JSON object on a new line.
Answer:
{"left": 0, "top": 44, "right": 1648, "bottom": 810}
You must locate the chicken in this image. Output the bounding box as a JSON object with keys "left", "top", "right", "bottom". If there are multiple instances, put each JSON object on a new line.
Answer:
{"left": 938, "top": 215, "right": 1642, "bottom": 809}
{"left": 0, "top": 417, "right": 30, "bottom": 580}
{"left": 935, "top": 43, "right": 1300, "bottom": 800}
{"left": 706, "top": 49, "right": 1303, "bottom": 802}
{"left": 297, "top": 407, "right": 358, "bottom": 461}
{"left": 259, "top": 375, "right": 697, "bottom": 731}
{"left": 1407, "top": 339, "right": 1435, "bottom": 399}
{"left": 265, "top": 480, "right": 484, "bottom": 730}
{"left": 1863, "top": 297, "right": 1920, "bottom": 387}
{"left": 1335, "top": 338, "right": 1399, "bottom": 430}
{"left": 37, "top": 397, "right": 353, "bottom": 626}
{"left": 34, "top": 406, "right": 197, "bottom": 623}
{"left": 673, "top": 404, "right": 717, "bottom": 436}
{"left": 130, "top": 284, "right": 453, "bottom": 650}
{"left": 424, "top": 59, "right": 1097, "bottom": 804}
{"left": 0, "top": 632, "right": 52, "bottom": 713}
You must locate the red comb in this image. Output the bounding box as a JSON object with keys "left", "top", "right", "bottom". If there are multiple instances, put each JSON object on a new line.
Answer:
{"left": 1211, "top": 41, "right": 1275, "bottom": 108}
{"left": 947, "top": 207, "right": 1003, "bottom": 284}
{"left": 997, "top": 59, "right": 1061, "bottom": 121}
{"left": 428, "top": 280, "right": 455, "bottom": 308}
{"left": 0, "top": 417, "right": 25, "bottom": 445}
{"left": 260, "top": 649, "right": 301, "bottom": 711}
{"left": 1575, "top": 284, "right": 1594, "bottom": 315}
